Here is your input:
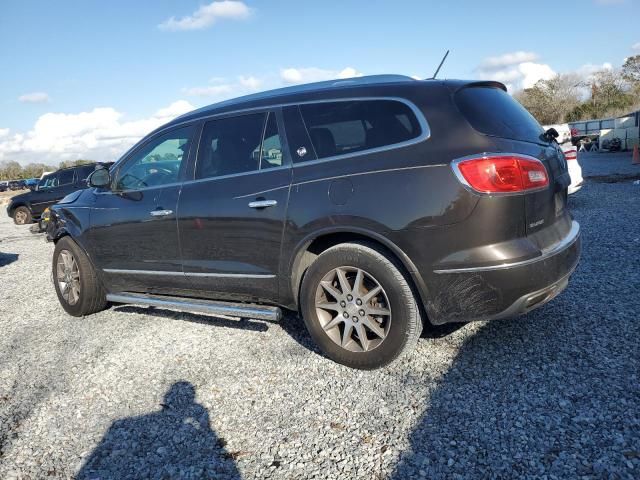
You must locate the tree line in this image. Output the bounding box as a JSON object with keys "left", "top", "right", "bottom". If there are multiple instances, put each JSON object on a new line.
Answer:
{"left": 0, "top": 159, "right": 95, "bottom": 181}
{"left": 515, "top": 55, "right": 640, "bottom": 125}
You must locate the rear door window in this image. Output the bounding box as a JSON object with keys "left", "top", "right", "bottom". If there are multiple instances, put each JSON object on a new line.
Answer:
{"left": 455, "top": 86, "right": 544, "bottom": 144}
{"left": 58, "top": 169, "right": 75, "bottom": 186}
{"left": 299, "top": 100, "right": 422, "bottom": 160}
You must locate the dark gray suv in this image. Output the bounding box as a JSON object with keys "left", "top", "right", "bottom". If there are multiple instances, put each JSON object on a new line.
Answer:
{"left": 47, "top": 75, "right": 580, "bottom": 369}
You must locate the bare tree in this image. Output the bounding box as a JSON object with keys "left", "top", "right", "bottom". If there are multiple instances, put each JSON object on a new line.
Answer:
{"left": 514, "top": 74, "right": 583, "bottom": 125}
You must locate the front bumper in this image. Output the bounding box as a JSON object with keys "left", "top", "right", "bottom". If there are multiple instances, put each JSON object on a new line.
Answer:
{"left": 425, "top": 221, "right": 581, "bottom": 324}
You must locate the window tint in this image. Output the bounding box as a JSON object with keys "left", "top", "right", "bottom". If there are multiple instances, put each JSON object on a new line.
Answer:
{"left": 260, "top": 113, "right": 283, "bottom": 169}
{"left": 196, "top": 113, "right": 266, "bottom": 179}
{"left": 116, "top": 125, "right": 194, "bottom": 191}
{"left": 58, "top": 169, "right": 75, "bottom": 186}
{"left": 299, "top": 100, "right": 421, "bottom": 160}
{"left": 455, "top": 87, "right": 544, "bottom": 144}
{"left": 41, "top": 175, "right": 58, "bottom": 189}
{"left": 77, "top": 165, "right": 97, "bottom": 182}
{"left": 283, "top": 106, "right": 317, "bottom": 163}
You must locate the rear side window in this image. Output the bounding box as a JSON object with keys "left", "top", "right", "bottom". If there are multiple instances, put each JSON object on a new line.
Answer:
{"left": 58, "top": 169, "right": 75, "bottom": 186}
{"left": 455, "top": 87, "right": 544, "bottom": 144}
{"left": 299, "top": 100, "right": 421, "bottom": 160}
{"left": 196, "top": 113, "right": 266, "bottom": 179}
{"left": 77, "top": 165, "right": 97, "bottom": 182}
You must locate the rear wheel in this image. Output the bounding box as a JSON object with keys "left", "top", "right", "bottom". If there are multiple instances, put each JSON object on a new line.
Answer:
{"left": 13, "top": 206, "right": 31, "bottom": 225}
{"left": 300, "top": 242, "right": 422, "bottom": 369}
{"left": 53, "top": 236, "right": 107, "bottom": 316}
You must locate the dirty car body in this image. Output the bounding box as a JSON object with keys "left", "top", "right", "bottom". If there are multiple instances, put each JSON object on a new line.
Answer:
{"left": 47, "top": 75, "right": 580, "bottom": 368}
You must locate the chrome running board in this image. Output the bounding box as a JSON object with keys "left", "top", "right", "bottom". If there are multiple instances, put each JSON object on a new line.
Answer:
{"left": 106, "top": 292, "right": 282, "bottom": 322}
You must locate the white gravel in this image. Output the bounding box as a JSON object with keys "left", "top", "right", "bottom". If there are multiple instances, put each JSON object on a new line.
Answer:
{"left": 0, "top": 152, "right": 638, "bottom": 479}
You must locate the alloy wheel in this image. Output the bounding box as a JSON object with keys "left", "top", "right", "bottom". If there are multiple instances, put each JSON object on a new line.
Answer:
{"left": 56, "top": 250, "right": 81, "bottom": 305}
{"left": 14, "top": 210, "right": 27, "bottom": 225}
{"left": 314, "top": 266, "right": 391, "bottom": 352}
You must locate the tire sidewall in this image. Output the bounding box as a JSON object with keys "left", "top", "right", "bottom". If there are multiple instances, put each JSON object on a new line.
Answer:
{"left": 13, "top": 207, "right": 32, "bottom": 225}
{"left": 53, "top": 238, "right": 90, "bottom": 316}
{"left": 300, "top": 244, "right": 416, "bottom": 369}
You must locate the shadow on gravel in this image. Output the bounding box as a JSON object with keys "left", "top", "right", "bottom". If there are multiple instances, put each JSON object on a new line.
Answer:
{"left": 114, "top": 305, "right": 270, "bottom": 333}
{"left": 77, "top": 381, "right": 240, "bottom": 479}
{"left": 0, "top": 252, "right": 18, "bottom": 267}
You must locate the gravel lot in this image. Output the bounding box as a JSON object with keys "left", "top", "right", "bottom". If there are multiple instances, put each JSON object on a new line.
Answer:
{"left": 1, "top": 152, "right": 639, "bottom": 479}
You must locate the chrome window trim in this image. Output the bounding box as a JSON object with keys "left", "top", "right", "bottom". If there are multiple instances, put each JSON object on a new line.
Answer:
{"left": 103, "top": 268, "right": 274, "bottom": 279}
{"left": 141, "top": 96, "right": 430, "bottom": 152}
{"left": 292, "top": 97, "right": 430, "bottom": 167}
{"left": 433, "top": 220, "right": 580, "bottom": 273}
{"left": 450, "top": 152, "right": 550, "bottom": 197}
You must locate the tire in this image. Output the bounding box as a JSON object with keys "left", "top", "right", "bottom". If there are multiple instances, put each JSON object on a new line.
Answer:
{"left": 300, "top": 242, "right": 422, "bottom": 369}
{"left": 13, "top": 206, "right": 32, "bottom": 225}
{"left": 53, "top": 236, "right": 107, "bottom": 316}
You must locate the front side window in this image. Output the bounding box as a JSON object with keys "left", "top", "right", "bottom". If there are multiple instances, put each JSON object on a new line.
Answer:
{"left": 40, "top": 175, "right": 58, "bottom": 189}
{"left": 299, "top": 100, "right": 421, "bottom": 160}
{"left": 115, "top": 125, "right": 194, "bottom": 191}
{"left": 196, "top": 111, "right": 284, "bottom": 180}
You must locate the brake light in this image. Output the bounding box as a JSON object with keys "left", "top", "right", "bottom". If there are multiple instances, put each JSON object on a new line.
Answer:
{"left": 454, "top": 154, "right": 549, "bottom": 194}
{"left": 563, "top": 149, "right": 577, "bottom": 161}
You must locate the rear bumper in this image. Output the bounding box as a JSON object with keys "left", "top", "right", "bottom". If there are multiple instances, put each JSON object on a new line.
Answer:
{"left": 425, "top": 220, "right": 581, "bottom": 324}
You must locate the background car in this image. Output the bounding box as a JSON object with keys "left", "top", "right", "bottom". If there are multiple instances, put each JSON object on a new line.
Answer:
{"left": 8, "top": 180, "right": 25, "bottom": 191}
{"left": 544, "top": 124, "right": 583, "bottom": 194}
{"left": 6, "top": 163, "right": 113, "bottom": 224}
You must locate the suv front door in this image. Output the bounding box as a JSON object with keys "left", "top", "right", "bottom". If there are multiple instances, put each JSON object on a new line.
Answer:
{"left": 88, "top": 124, "right": 196, "bottom": 294}
{"left": 177, "top": 110, "right": 291, "bottom": 303}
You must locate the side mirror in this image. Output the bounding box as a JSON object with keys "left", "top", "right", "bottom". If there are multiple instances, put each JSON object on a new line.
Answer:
{"left": 543, "top": 127, "right": 559, "bottom": 142}
{"left": 88, "top": 168, "right": 111, "bottom": 189}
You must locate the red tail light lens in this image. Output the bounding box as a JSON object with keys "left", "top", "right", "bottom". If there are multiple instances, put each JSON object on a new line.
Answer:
{"left": 563, "top": 149, "right": 577, "bottom": 161}
{"left": 454, "top": 155, "right": 549, "bottom": 194}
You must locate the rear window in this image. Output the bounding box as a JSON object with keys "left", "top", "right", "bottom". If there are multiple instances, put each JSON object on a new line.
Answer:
{"left": 299, "top": 100, "right": 421, "bottom": 160}
{"left": 455, "top": 87, "right": 544, "bottom": 144}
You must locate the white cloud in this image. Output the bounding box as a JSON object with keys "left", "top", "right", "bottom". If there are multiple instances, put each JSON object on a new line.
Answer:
{"left": 479, "top": 51, "right": 539, "bottom": 70}
{"left": 238, "top": 75, "right": 261, "bottom": 89}
{"left": 476, "top": 52, "right": 556, "bottom": 92}
{"left": 0, "top": 128, "right": 9, "bottom": 138}
{"left": 0, "top": 100, "right": 194, "bottom": 165}
{"left": 183, "top": 75, "right": 263, "bottom": 99}
{"left": 632, "top": 42, "right": 640, "bottom": 52}
{"left": 158, "top": 1, "right": 252, "bottom": 31}
{"left": 18, "top": 92, "right": 50, "bottom": 104}
{"left": 575, "top": 62, "right": 613, "bottom": 80}
{"left": 280, "top": 66, "right": 363, "bottom": 84}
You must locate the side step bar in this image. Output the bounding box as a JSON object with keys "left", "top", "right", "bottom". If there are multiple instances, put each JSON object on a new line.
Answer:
{"left": 106, "top": 292, "right": 282, "bottom": 322}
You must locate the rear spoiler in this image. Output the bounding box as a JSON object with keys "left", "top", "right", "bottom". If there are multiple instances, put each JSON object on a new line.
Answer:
{"left": 453, "top": 80, "right": 507, "bottom": 93}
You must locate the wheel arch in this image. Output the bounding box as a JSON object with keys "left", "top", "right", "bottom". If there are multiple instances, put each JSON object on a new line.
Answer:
{"left": 8, "top": 202, "right": 31, "bottom": 216}
{"left": 287, "top": 227, "right": 431, "bottom": 318}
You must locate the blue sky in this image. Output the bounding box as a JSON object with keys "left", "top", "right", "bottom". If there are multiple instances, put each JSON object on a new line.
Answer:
{"left": 0, "top": 0, "right": 638, "bottom": 165}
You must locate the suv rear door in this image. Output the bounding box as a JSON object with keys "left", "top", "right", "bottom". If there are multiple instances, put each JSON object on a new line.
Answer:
{"left": 177, "top": 110, "right": 291, "bottom": 302}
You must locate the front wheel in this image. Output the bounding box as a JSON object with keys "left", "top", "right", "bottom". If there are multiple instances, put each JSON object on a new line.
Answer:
{"left": 53, "top": 236, "right": 107, "bottom": 316}
{"left": 300, "top": 242, "right": 422, "bottom": 369}
{"left": 13, "top": 206, "right": 32, "bottom": 225}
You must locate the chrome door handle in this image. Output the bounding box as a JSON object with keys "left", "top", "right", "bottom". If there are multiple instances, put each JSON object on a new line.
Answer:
{"left": 248, "top": 200, "right": 277, "bottom": 209}
{"left": 150, "top": 209, "right": 173, "bottom": 217}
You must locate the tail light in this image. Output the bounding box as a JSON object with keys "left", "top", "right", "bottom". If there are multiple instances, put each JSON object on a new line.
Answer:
{"left": 563, "top": 148, "right": 577, "bottom": 161}
{"left": 453, "top": 154, "right": 549, "bottom": 194}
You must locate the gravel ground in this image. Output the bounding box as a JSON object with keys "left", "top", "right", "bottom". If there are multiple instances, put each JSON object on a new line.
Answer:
{"left": 0, "top": 152, "right": 638, "bottom": 479}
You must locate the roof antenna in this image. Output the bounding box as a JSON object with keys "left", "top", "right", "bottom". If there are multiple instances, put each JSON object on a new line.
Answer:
{"left": 430, "top": 50, "right": 450, "bottom": 79}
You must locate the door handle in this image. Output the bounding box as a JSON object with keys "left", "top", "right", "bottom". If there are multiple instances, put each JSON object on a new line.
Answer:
{"left": 248, "top": 199, "right": 277, "bottom": 209}
{"left": 150, "top": 209, "right": 173, "bottom": 217}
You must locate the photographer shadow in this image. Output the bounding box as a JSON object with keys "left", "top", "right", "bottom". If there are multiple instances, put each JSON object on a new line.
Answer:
{"left": 77, "top": 381, "right": 240, "bottom": 479}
